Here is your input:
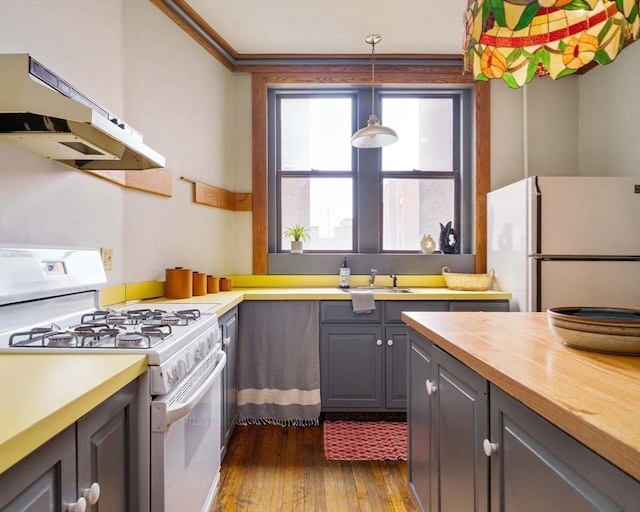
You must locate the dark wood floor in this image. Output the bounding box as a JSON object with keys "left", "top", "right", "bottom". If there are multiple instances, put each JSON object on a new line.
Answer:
{"left": 211, "top": 423, "right": 418, "bottom": 512}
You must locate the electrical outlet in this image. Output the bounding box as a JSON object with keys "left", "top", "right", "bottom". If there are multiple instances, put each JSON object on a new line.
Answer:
{"left": 100, "top": 247, "right": 113, "bottom": 271}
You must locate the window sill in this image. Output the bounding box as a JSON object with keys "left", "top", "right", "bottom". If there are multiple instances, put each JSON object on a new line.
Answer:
{"left": 268, "top": 253, "right": 475, "bottom": 275}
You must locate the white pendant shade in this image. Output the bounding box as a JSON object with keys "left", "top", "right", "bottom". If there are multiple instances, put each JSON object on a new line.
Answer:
{"left": 351, "top": 114, "right": 399, "bottom": 148}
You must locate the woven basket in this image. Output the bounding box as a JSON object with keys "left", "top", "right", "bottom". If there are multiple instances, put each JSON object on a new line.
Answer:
{"left": 442, "top": 266, "right": 495, "bottom": 291}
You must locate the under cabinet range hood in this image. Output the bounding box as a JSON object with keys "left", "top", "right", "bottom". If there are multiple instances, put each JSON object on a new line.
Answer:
{"left": 0, "top": 53, "right": 165, "bottom": 171}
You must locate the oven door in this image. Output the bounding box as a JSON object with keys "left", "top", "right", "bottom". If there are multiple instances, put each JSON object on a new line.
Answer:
{"left": 150, "top": 350, "right": 226, "bottom": 512}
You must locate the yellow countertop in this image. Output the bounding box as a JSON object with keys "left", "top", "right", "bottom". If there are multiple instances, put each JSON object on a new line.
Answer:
{"left": 402, "top": 311, "right": 640, "bottom": 481}
{"left": 134, "top": 287, "right": 511, "bottom": 315}
{"left": 0, "top": 287, "right": 510, "bottom": 473}
{"left": 0, "top": 354, "right": 147, "bottom": 473}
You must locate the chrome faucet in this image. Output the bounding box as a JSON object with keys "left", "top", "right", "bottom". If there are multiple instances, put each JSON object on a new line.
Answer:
{"left": 390, "top": 274, "right": 398, "bottom": 288}
{"left": 369, "top": 268, "right": 378, "bottom": 287}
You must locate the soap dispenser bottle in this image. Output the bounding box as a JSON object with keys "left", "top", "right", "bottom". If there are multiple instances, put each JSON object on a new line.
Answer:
{"left": 339, "top": 257, "right": 351, "bottom": 289}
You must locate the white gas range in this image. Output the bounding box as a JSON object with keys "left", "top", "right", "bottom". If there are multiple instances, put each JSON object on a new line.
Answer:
{"left": 0, "top": 246, "right": 226, "bottom": 512}
{"left": 1, "top": 299, "right": 222, "bottom": 396}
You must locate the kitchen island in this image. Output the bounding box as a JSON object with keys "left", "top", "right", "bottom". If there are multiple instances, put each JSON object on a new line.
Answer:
{"left": 403, "top": 311, "right": 639, "bottom": 511}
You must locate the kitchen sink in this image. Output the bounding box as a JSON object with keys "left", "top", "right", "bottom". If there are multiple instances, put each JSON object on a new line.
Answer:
{"left": 340, "top": 287, "right": 413, "bottom": 293}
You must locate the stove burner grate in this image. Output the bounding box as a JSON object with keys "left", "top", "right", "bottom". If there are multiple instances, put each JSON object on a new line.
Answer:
{"left": 9, "top": 325, "right": 62, "bottom": 347}
{"left": 80, "top": 308, "right": 201, "bottom": 327}
{"left": 8, "top": 319, "right": 173, "bottom": 349}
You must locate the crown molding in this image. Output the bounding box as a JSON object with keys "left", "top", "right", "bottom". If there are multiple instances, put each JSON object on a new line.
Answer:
{"left": 150, "top": 0, "right": 464, "bottom": 70}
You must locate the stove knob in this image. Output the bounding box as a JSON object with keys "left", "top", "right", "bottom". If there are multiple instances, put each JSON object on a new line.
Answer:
{"left": 199, "top": 339, "right": 209, "bottom": 356}
{"left": 185, "top": 351, "right": 194, "bottom": 369}
{"left": 176, "top": 358, "right": 187, "bottom": 379}
{"left": 166, "top": 368, "right": 177, "bottom": 385}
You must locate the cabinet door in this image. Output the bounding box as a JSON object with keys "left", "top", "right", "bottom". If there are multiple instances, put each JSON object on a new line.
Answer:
{"left": 489, "top": 385, "right": 640, "bottom": 512}
{"left": 76, "top": 381, "right": 139, "bottom": 512}
{"left": 320, "top": 324, "right": 384, "bottom": 409}
{"left": 433, "top": 347, "right": 489, "bottom": 512}
{"left": 0, "top": 426, "right": 76, "bottom": 512}
{"left": 385, "top": 325, "right": 409, "bottom": 409}
{"left": 408, "top": 330, "right": 433, "bottom": 512}
{"left": 221, "top": 307, "right": 238, "bottom": 454}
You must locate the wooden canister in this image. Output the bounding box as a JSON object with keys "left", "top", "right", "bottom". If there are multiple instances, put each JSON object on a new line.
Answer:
{"left": 193, "top": 272, "right": 207, "bottom": 296}
{"left": 219, "top": 277, "right": 233, "bottom": 291}
{"left": 165, "top": 267, "right": 193, "bottom": 299}
{"left": 207, "top": 275, "right": 220, "bottom": 293}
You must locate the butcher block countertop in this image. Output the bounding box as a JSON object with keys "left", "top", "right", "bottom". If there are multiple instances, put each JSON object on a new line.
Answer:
{"left": 0, "top": 354, "right": 147, "bottom": 473}
{"left": 402, "top": 311, "right": 640, "bottom": 481}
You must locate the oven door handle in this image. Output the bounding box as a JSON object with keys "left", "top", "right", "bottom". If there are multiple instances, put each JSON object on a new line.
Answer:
{"left": 152, "top": 351, "right": 226, "bottom": 432}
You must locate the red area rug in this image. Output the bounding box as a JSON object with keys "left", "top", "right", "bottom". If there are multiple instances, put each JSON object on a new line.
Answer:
{"left": 323, "top": 421, "right": 407, "bottom": 461}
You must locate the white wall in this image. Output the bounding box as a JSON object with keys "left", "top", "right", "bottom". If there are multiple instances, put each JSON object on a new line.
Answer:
{"left": 490, "top": 42, "right": 639, "bottom": 190}
{"left": 490, "top": 81, "right": 525, "bottom": 190}
{"left": 0, "top": 0, "right": 253, "bottom": 286}
{"left": 1, "top": 1, "right": 636, "bottom": 284}
{"left": 579, "top": 43, "right": 640, "bottom": 177}
{"left": 491, "top": 75, "right": 580, "bottom": 189}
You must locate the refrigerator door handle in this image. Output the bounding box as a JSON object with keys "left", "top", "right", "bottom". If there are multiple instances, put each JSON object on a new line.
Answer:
{"left": 528, "top": 256, "right": 540, "bottom": 312}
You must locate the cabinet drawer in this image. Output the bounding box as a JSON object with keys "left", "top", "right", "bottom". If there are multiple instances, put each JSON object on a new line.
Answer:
{"left": 320, "top": 301, "right": 383, "bottom": 323}
{"left": 385, "top": 301, "right": 447, "bottom": 323}
{"left": 448, "top": 300, "right": 509, "bottom": 312}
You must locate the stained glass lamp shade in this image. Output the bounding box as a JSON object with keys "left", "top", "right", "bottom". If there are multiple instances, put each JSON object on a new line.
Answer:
{"left": 463, "top": 0, "right": 640, "bottom": 88}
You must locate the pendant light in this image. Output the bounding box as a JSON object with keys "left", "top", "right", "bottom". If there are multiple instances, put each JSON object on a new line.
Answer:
{"left": 463, "top": 0, "right": 639, "bottom": 89}
{"left": 351, "top": 34, "right": 399, "bottom": 149}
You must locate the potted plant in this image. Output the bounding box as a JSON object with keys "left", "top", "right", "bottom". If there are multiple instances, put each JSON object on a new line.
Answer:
{"left": 284, "top": 224, "right": 310, "bottom": 254}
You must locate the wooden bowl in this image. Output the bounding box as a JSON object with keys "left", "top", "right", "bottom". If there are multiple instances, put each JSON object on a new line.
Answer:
{"left": 547, "top": 307, "right": 640, "bottom": 355}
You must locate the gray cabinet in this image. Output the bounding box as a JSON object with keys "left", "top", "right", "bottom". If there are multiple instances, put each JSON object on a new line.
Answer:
{"left": 431, "top": 346, "right": 488, "bottom": 512}
{"left": 320, "top": 300, "right": 447, "bottom": 411}
{"left": 408, "top": 337, "right": 433, "bottom": 512}
{"left": 489, "top": 385, "right": 640, "bottom": 512}
{"left": 77, "top": 380, "right": 139, "bottom": 512}
{"left": 0, "top": 381, "right": 139, "bottom": 512}
{"left": 385, "top": 325, "right": 409, "bottom": 408}
{"left": 220, "top": 306, "right": 238, "bottom": 457}
{"left": 320, "top": 323, "right": 384, "bottom": 409}
{"left": 408, "top": 328, "right": 488, "bottom": 512}
{"left": 407, "top": 328, "right": 640, "bottom": 512}
{"left": 0, "top": 427, "right": 76, "bottom": 512}
{"left": 448, "top": 300, "right": 509, "bottom": 312}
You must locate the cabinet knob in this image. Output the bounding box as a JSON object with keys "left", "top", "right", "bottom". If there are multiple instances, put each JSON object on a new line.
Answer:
{"left": 425, "top": 380, "right": 437, "bottom": 395}
{"left": 483, "top": 439, "right": 498, "bottom": 456}
{"left": 224, "top": 336, "right": 231, "bottom": 346}
{"left": 387, "top": 339, "right": 393, "bottom": 346}
{"left": 67, "top": 497, "right": 87, "bottom": 512}
{"left": 376, "top": 339, "right": 383, "bottom": 346}
{"left": 82, "top": 482, "right": 100, "bottom": 505}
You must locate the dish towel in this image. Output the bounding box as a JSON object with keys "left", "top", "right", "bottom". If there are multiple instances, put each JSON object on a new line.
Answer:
{"left": 351, "top": 290, "right": 376, "bottom": 313}
{"left": 236, "top": 300, "right": 321, "bottom": 426}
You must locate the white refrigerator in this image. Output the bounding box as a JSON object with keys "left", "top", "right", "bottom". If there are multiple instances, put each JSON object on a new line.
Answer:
{"left": 487, "top": 176, "right": 640, "bottom": 312}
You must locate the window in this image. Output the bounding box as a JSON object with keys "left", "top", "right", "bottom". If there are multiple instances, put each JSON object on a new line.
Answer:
{"left": 380, "top": 93, "right": 461, "bottom": 251}
{"left": 276, "top": 94, "right": 355, "bottom": 251}
{"left": 268, "top": 86, "right": 474, "bottom": 258}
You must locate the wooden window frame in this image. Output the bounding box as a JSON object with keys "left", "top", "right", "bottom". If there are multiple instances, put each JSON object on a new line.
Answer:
{"left": 251, "top": 65, "right": 490, "bottom": 275}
